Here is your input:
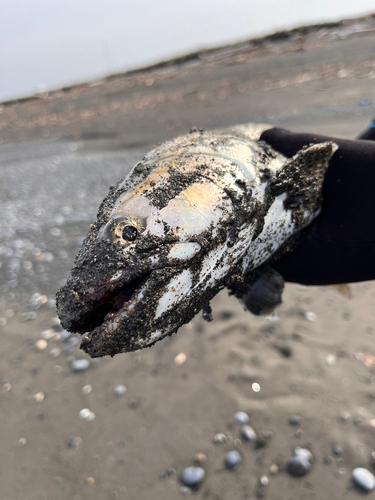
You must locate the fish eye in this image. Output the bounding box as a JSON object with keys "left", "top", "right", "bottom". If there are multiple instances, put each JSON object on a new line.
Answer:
{"left": 97, "top": 216, "right": 144, "bottom": 244}
{"left": 121, "top": 225, "right": 138, "bottom": 242}
{"left": 113, "top": 219, "right": 142, "bottom": 243}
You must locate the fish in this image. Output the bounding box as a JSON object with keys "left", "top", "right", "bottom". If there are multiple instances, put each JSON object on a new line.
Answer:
{"left": 56, "top": 123, "right": 337, "bottom": 357}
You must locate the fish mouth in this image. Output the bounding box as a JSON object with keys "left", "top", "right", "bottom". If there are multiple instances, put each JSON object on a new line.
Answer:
{"left": 85, "top": 270, "right": 154, "bottom": 332}
{"left": 80, "top": 268, "right": 163, "bottom": 357}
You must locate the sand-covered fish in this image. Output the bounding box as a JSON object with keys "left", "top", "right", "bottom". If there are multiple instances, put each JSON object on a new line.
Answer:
{"left": 56, "top": 124, "right": 337, "bottom": 357}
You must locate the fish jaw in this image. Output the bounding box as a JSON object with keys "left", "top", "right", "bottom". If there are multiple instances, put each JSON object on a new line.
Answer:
{"left": 56, "top": 244, "right": 156, "bottom": 336}
{"left": 79, "top": 229, "right": 257, "bottom": 357}
{"left": 79, "top": 267, "right": 195, "bottom": 357}
{"left": 61, "top": 233, "right": 246, "bottom": 358}
{"left": 56, "top": 232, "right": 204, "bottom": 340}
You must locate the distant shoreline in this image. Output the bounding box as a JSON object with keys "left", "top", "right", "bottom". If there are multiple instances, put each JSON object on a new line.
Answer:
{"left": 2, "top": 12, "right": 374, "bottom": 107}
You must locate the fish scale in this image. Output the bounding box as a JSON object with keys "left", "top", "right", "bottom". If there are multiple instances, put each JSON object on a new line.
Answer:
{"left": 56, "top": 123, "right": 337, "bottom": 357}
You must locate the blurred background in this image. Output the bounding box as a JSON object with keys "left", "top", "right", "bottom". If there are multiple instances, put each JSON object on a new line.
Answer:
{"left": 1, "top": 0, "right": 375, "bottom": 102}
{"left": 2, "top": 2, "right": 375, "bottom": 499}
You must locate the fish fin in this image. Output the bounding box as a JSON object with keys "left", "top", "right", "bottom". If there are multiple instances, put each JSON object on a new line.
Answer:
{"left": 330, "top": 284, "right": 351, "bottom": 299}
{"left": 232, "top": 265, "right": 285, "bottom": 317}
{"left": 270, "top": 142, "right": 338, "bottom": 229}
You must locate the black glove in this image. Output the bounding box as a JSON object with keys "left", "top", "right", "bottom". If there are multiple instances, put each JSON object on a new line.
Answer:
{"left": 259, "top": 126, "right": 375, "bottom": 285}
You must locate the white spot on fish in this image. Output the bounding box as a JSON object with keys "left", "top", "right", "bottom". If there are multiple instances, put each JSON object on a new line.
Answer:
{"left": 107, "top": 319, "right": 120, "bottom": 331}
{"left": 149, "top": 329, "right": 164, "bottom": 342}
{"left": 159, "top": 181, "right": 230, "bottom": 238}
{"left": 112, "top": 194, "right": 158, "bottom": 220}
{"left": 243, "top": 193, "right": 294, "bottom": 271}
{"left": 167, "top": 242, "right": 201, "bottom": 262}
{"left": 149, "top": 255, "right": 160, "bottom": 267}
{"left": 145, "top": 217, "right": 165, "bottom": 237}
{"left": 155, "top": 269, "right": 193, "bottom": 319}
{"left": 110, "top": 271, "right": 123, "bottom": 282}
{"left": 198, "top": 244, "right": 227, "bottom": 286}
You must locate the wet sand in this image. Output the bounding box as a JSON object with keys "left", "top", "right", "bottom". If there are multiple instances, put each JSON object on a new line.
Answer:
{"left": 1, "top": 16, "right": 375, "bottom": 500}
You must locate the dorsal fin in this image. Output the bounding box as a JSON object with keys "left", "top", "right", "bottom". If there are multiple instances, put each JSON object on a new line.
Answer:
{"left": 270, "top": 142, "right": 338, "bottom": 229}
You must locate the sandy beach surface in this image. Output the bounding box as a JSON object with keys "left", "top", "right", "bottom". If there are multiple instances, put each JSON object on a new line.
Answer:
{"left": 2, "top": 16, "right": 375, "bottom": 500}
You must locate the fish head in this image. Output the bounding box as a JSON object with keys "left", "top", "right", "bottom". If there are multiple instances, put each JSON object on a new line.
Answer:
{"left": 56, "top": 159, "right": 235, "bottom": 357}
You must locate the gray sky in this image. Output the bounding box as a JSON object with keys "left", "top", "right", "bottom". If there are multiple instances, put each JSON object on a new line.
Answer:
{"left": 1, "top": 0, "right": 374, "bottom": 102}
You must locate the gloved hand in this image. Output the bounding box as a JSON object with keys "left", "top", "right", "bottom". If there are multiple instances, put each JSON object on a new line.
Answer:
{"left": 259, "top": 125, "right": 375, "bottom": 285}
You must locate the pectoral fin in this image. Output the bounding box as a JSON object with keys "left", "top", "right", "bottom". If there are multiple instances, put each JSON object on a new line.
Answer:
{"left": 270, "top": 142, "right": 338, "bottom": 228}
{"left": 231, "top": 266, "right": 285, "bottom": 317}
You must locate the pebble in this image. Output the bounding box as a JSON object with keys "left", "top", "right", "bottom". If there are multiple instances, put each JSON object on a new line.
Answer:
{"left": 339, "top": 411, "right": 351, "bottom": 422}
{"left": 180, "top": 467, "right": 205, "bottom": 488}
{"left": 254, "top": 429, "right": 273, "bottom": 449}
{"left": 289, "top": 415, "right": 302, "bottom": 426}
{"left": 86, "top": 477, "right": 95, "bottom": 485}
{"left": 213, "top": 433, "right": 227, "bottom": 445}
{"left": 59, "top": 330, "right": 71, "bottom": 342}
{"left": 129, "top": 399, "right": 139, "bottom": 409}
{"left": 194, "top": 453, "right": 207, "bottom": 464}
{"left": 326, "top": 354, "right": 337, "bottom": 367}
{"left": 225, "top": 450, "right": 242, "bottom": 469}
{"left": 41, "top": 328, "right": 55, "bottom": 340}
{"left": 35, "top": 339, "right": 48, "bottom": 351}
{"left": 277, "top": 345, "right": 292, "bottom": 358}
{"left": 180, "top": 486, "right": 192, "bottom": 496}
{"left": 234, "top": 411, "right": 250, "bottom": 425}
{"left": 174, "top": 353, "right": 187, "bottom": 365}
{"left": 70, "top": 359, "right": 90, "bottom": 373}
{"left": 33, "top": 392, "right": 45, "bottom": 402}
{"left": 79, "top": 408, "right": 95, "bottom": 421}
{"left": 226, "top": 435, "right": 234, "bottom": 445}
{"left": 67, "top": 436, "right": 83, "bottom": 449}
{"left": 352, "top": 467, "right": 375, "bottom": 492}
{"left": 114, "top": 385, "right": 127, "bottom": 397}
{"left": 295, "top": 447, "right": 313, "bottom": 462}
{"left": 241, "top": 425, "right": 257, "bottom": 442}
{"left": 286, "top": 448, "right": 313, "bottom": 477}
{"left": 18, "top": 437, "right": 27, "bottom": 447}
{"left": 333, "top": 445, "right": 344, "bottom": 457}
{"left": 63, "top": 336, "right": 80, "bottom": 355}
{"left": 303, "top": 311, "right": 316, "bottom": 322}
{"left": 21, "top": 311, "right": 37, "bottom": 321}
{"left": 2, "top": 382, "right": 11, "bottom": 393}
{"left": 219, "top": 311, "right": 234, "bottom": 320}
{"left": 286, "top": 455, "right": 311, "bottom": 477}
{"left": 259, "top": 475, "right": 269, "bottom": 487}
{"left": 82, "top": 384, "right": 92, "bottom": 395}
{"left": 269, "top": 464, "right": 279, "bottom": 474}
{"left": 50, "top": 347, "right": 61, "bottom": 358}
{"left": 160, "top": 468, "right": 176, "bottom": 479}
{"left": 336, "top": 467, "right": 346, "bottom": 477}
